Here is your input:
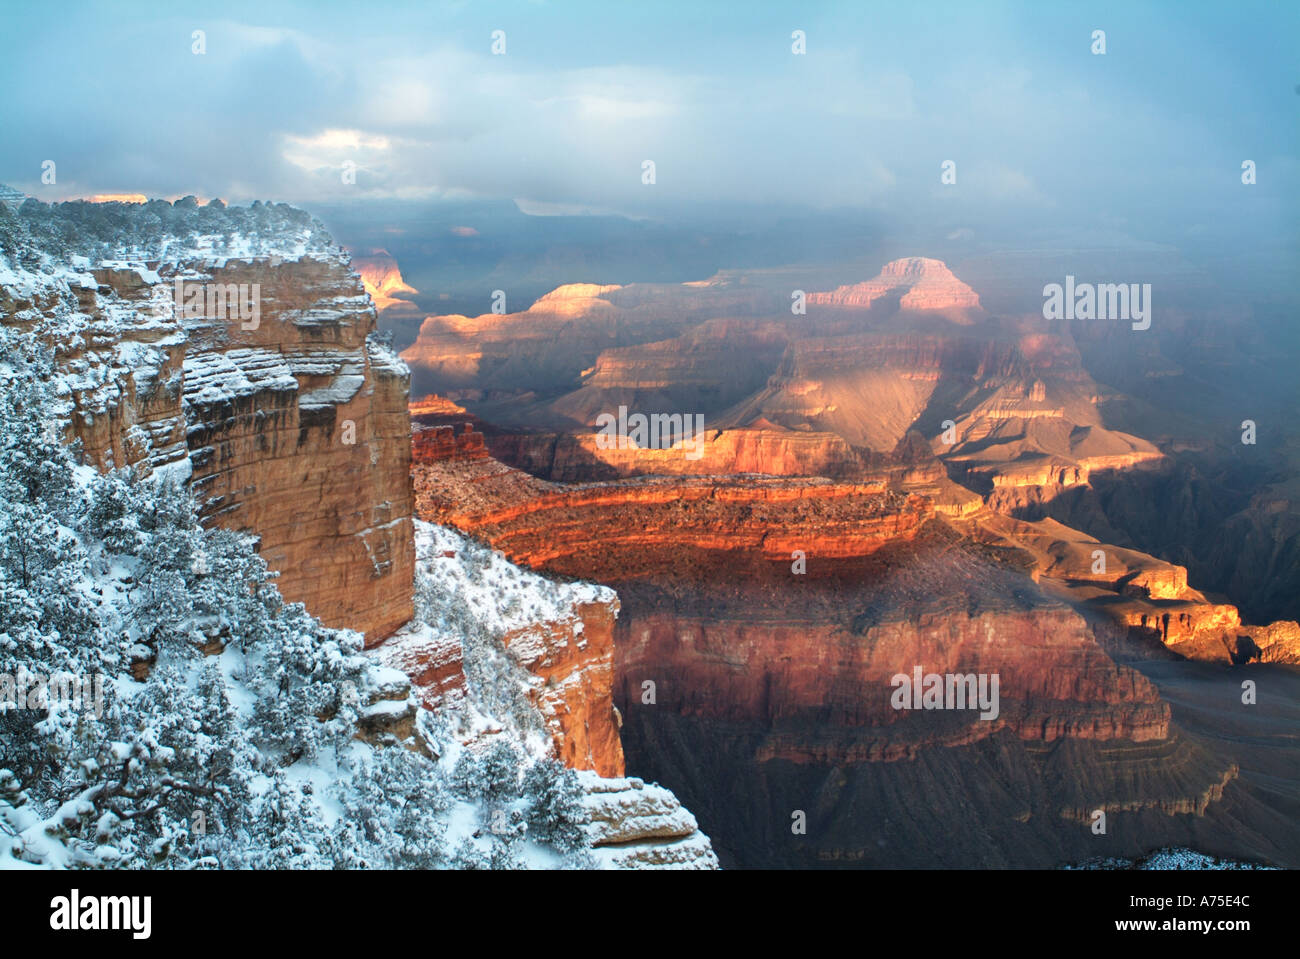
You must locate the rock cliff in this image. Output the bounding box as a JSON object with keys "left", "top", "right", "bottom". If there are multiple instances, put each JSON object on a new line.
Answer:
{"left": 1, "top": 194, "right": 720, "bottom": 869}
{"left": 371, "top": 521, "right": 625, "bottom": 777}
{"left": 178, "top": 255, "right": 415, "bottom": 643}
{"left": 0, "top": 200, "right": 415, "bottom": 643}
{"left": 410, "top": 449, "right": 1287, "bottom": 866}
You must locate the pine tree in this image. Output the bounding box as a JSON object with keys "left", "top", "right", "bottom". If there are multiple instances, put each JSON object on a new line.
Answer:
{"left": 523, "top": 759, "right": 589, "bottom": 854}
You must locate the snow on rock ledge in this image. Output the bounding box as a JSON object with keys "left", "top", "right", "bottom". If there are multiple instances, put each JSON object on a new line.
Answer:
{"left": 0, "top": 220, "right": 417, "bottom": 644}
{"left": 369, "top": 521, "right": 720, "bottom": 869}
{"left": 371, "top": 520, "right": 624, "bottom": 776}
{"left": 577, "top": 772, "right": 720, "bottom": 870}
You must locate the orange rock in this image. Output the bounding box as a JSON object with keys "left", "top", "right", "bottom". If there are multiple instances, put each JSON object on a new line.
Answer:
{"left": 501, "top": 596, "right": 625, "bottom": 777}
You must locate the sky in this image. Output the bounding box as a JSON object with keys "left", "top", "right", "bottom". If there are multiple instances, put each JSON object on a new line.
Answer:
{"left": 1, "top": 0, "right": 1296, "bottom": 266}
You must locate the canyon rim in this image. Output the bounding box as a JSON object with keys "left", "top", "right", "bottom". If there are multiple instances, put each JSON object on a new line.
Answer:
{"left": 0, "top": 4, "right": 1296, "bottom": 946}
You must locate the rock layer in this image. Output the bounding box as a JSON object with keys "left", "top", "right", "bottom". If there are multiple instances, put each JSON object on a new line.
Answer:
{"left": 578, "top": 772, "right": 720, "bottom": 869}
{"left": 411, "top": 451, "right": 1268, "bottom": 866}
{"left": 1, "top": 237, "right": 415, "bottom": 644}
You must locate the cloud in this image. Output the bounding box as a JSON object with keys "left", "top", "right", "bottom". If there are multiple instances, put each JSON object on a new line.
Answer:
{"left": 0, "top": 0, "right": 1293, "bottom": 255}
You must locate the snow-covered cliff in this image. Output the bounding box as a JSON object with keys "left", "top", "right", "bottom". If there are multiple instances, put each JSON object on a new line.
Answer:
{"left": 0, "top": 194, "right": 415, "bottom": 643}
{"left": 0, "top": 193, "right": 718, "bottom": 870}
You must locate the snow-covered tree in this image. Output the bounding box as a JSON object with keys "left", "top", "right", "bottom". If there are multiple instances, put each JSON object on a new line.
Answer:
{"left": 523, "top": 759, "right": 589, "bottom": 854}
{"left": 0, "top": 321, "right": 599, "bottom": 870}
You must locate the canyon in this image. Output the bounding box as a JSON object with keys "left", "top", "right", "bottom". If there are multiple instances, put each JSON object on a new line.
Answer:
{"left": 5, "top": 193, "right": 1293, "bottom": 869}
{"left": 401, "top": 256, "right": 1300, "bottom": 668}
{"left": 2, "top": 239, "right": 416, "bottom": 643}
{"left": 401, "top": 254, "right": 1300, "bottom": 868}
{"left": 409, "top": 444, "right": 1299, "bottom": 867}
{"left": 0, "top": 196, "right": 719, "bottom": 868}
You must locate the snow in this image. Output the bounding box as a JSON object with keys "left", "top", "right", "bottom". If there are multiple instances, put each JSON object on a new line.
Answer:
{"left": 574, "top": 772, "right": 719, "bottom": 870}
{"left": 1067, "top": 848, "right": 1276, "bottom": 871}
{"left": 299, "top": 373, "right": 365, "bottom": 410}
{"left": 151, "top": 456, "right": 194, "bottom": 485}
{"left": 183, "top": 347, "right": 298, "bottom": 399}
{"left": 0, "top": 210, "right": 719, "bottom": 871}
{"left": 412, "top": 520, "right": 615, "bottom": 641}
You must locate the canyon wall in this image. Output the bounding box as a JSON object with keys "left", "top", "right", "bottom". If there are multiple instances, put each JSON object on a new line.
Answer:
{"left": 409, "top": 450, "right": 1289, "bottom": 867}
{"left": 177, "top": 255, "right": 416, "bottom": 643}
{"left": 370, "top": 521, "right": 625, "bottom": 777}
{"left": 1, "top": 238, "right": 415, "bottom": 644}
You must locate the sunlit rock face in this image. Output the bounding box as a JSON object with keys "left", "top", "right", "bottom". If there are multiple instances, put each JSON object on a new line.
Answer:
{"left": 807, "top": 256, "right": 984, "bottom": 314}
{"left": 505, "top": 594, "right": 624, "bottom": 777}
{"left": 352, "top": 248, "right": 418, "bottom": 311}
{"left": 1, "top": 218, "right": 416, "bottom": 645}
{"left": 176, "top": 254, "right": 416, "bottom": 644}
{"left": 952, "top": 511, "right": 1300, "bottom": 665}
{"left": 409, "top": 450, "right": 1291, "bottom": 867}
{"left": 399, "top": 257, "right": 1161, "bottom": 499}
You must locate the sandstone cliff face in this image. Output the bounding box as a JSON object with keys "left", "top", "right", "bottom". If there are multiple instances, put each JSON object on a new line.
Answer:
{"left": 577, "top": 773, "right": 720, "bottom": 869}
{"left": 176, "top": 255, "right": 415, "bottom": 643}
{"left": 1, "top": 231, "right": 416, "bottom": 644}
{"left": 369, "top": 621, "right": 468, "bottom": 712}
{"left": 350, "top": 247, "right": 426, "bottom": 350}
{"left": 371, "top": 521, "right": 625, "bottom": 777}
{"left": 1112, "top": 601, "right": 1300, "bottom": 664}
{"left": 502, "top": 594, "right": 624, "bottom": 776}
{"left": 807, "top": 256, "right": 983, "bottom": 314}
{"left": 615, "top": 600, "right": 1170, "bottom": 765}
{"left": 411, "top": 450, "right": 1259, "bottom": 866}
